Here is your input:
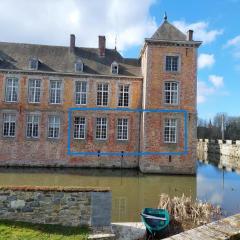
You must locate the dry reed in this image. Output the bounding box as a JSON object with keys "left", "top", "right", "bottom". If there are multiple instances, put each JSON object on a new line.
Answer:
{"left": 158, "top": 194, "right": 221, "bottom": 227}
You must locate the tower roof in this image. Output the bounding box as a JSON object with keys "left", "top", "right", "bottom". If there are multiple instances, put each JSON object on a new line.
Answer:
{"left": 151, "top": 19, "right": 187, "bottom": 41}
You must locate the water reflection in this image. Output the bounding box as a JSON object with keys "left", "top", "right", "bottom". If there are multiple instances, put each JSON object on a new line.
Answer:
{"left": 0, "top": 162, "right": 239, "bottom": 222}
{"left": 197, "top": 161, "right": 240, "bottom": 216}
{"left": 0, "top": 168, "right": 196, "bottom": 222}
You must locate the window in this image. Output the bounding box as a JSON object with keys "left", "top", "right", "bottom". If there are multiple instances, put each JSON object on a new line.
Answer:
{"left": 3, "top": 113, "right": 16, "bottom": 137}
{"left": 29, "top": 58, "right": 38, "bottom": 70}
{"left": 75, "top": 60, "right": 83, "bottom": 72}
{"left": 164, "top": 82, "right": 179, "bottom": 105}
{"left": 164, "top": 119, "right": 177, "bottom": 143}
{"left": 74, "top": 117, "right": 86, "bottom": 139}
{"left": 165, "top": 56, "right": 179, "bottom": 72}
{"left": 96, "top": 117, "right": 107, "bottom": 140}
{"left": 50, "top": 80, "right": 62, "bottom": 104}
{"left": 28, "top": 79, "right": 41, "bottom": 103}
{"left": 75, "top": 81, "right": 87, "bottom": 105}
{"left": 26, "top": 114, "right": 40, "bottom": 138}
{"left": 5, "top": 78, "right": 19, "bottom": 102}
{"left": 111, "top": 61, "right": 119, "bottom": 74}
{"left": 117, "top": 118, "right": 128, "bottom": 140}
{"left": 97, "top": 83, "right": 108, "bottom": 106}
{"left": 118, "top": 84, "right": 129, "bottom": 107}
{"left": 48, "top": 116, "right": 60, "bottom": 139}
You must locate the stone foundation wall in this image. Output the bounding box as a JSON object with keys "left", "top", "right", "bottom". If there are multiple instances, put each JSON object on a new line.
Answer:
{"left": 197, "top": 139, "right": 240, "bottom": 171}
{"left": 0, "top": 186, "right": 111, "bottom": 227}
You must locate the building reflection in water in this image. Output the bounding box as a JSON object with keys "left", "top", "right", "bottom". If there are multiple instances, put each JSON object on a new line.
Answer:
{"left": 0, "top": 167, "right": 196, "bottom": 222}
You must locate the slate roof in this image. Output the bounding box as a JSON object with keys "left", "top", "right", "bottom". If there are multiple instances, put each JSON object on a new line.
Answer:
{"left": 151, "top": 20, "right": 187, "bottom": 41}
{"left": 0, "top": 42, "right": 141, "bottom": 77}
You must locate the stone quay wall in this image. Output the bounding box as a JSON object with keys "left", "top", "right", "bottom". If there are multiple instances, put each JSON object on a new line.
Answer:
{"left": 197, "top": 139, "right": 240, "bottom": 171}
{"left": 198, "top": 139, "right": 240, "bottom": 158}
{"left": 0, "top": 186, "right": 111, "bottom": 227}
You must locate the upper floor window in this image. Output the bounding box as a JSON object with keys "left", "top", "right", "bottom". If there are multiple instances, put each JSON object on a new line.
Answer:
{"left": 74, "top": 117, "right": 86, "bottom": 139}
{"left": 117, "top": 118, "right": 128, "bottom": 140}
{"left": 29, "top": 58, "right": 39, "bottom": 70}
{"left": 164, "top": 118, "right": 177, "bottom": 143}
{"left": 165, "top": 56, "right": 179, "bottom": 72}
{"left": 3, "top": 113, "right": 16, "bottom": 137}
{"left": 164, "top": 81, "right": 179, "bottom": 105}
{"left": 75, "top": 81, "right": 87, "bottom": 105}
{"left": 26, "top": 114, "right": 40, "bottom": 138}
{"left": 50, "top": 80, "right": 62, "bottom": 104}
{"left": 5, "top": 78, "right": 19, "bottom": 102}
{"left": 111, "top": 61, "right": 119, "bottom": 74}
{"left": 28, "top": 79, "right": 41, "bottom": 103}
{"left": 96, "top": 117, "right": 107, "bottom": 140}
{"left": 118, "top": 84, "right": 129, "bottom": 107}
{"left": 75, "top": 59, "right": 83, "bottom": 73}
{"left": 97, "top": 83, "right": 108, "bottom": 106}
{"left": 48, "top": 116, "right": 60, "bottom": 139}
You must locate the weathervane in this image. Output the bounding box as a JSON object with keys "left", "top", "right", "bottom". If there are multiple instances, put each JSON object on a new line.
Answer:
{"left": 164, "top": 12, "right": 168, "bottom": 21}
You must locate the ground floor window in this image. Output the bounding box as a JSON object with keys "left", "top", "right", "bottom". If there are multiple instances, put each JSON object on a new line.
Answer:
{"left": 96, "top": 117, "right": 107, "bottom": 140}
{"left": 26, "top": 114, "right": 40, "bottom": 138}
{"left": 117, "top": 118, "right": 128, "bottom": 140}
{"left": 3, "top": 113, "right": 16, "bottom": 137}
{"left": 48, "top": 116, "right": 60, "bottom": 138}
{"left": 74, "top": 117, "right": 86, "bottom": 139}
{"left": 164, "top": 118, "right": 177, "bottom": 143}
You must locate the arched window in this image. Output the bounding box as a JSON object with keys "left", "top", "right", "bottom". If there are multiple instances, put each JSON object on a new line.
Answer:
{"left": 29, "top": 57, "right": 39, "bottom": 70}
{"left": 75, "top": 59, "right": 83, "bottom": 73}
{"left": 111, "top": 61, "right": 119, "bottom": 74}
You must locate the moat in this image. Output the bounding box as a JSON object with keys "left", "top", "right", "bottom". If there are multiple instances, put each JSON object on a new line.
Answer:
{"left": 0, "top": 160, "right": 239, "bottom": 222}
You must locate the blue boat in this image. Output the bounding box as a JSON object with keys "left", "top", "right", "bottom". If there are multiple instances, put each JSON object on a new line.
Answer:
{"left": 141, "top": 208, "right": 170, "bottom": 239}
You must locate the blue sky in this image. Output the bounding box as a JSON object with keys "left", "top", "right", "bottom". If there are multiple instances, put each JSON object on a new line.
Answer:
{"left": 125, "top": 0, "right": 240, "bottom": 119}
{"left": 0, "top": 0, "right": 239, "bottom": 119}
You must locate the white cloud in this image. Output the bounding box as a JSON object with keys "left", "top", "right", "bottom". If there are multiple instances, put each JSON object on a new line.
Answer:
{"left": 209, "top": 75, "right": 224, "bottom": 88}
{"left": 173, "top": 21, "right": 223, "bottom": 44}
{"left": 0, "top": 0, "right": 157, "bottom": 53}
{"left": 225, "top": 35, "right": 240, "bottom": 59}
{"left": 197, "top": 81, "right": 215, "bottom": 103}
{"left": 198, "top": 54, "right": 215, "bottom": 69}
{"left": 197, "top": 75, "right": 225, "bottom": 104}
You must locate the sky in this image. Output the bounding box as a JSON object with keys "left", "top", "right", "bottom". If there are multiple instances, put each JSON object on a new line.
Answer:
{"left": 0, "top": 0, "right": 239, "bottom": 119}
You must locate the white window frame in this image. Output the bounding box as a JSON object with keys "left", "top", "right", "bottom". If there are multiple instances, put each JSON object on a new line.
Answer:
{"left": 118, "top": 84, "right": 130, "bottom": 107}
{"left": 48, "top": 116, "right": 60, "bottom": 139}
{"left": 165, "top": 56, "right": 179, "bottom": 72}
{"left": 96, "top": 117, "right": 107, "bottom": 140}
{"left": 5, "top": 77, "right": 19, "bottom": 102}
{"left": 26, "top": 114, "right": 40, "bottom": 138}
{"left": 73, "top": 116, "right": 86, "bottom": 139}
{"left": 75, "top": 61, "right": 83, "bottom": 73}
{"left": 164, "top": 81, "right": 179, "bottom": 105}
{"left": 3, "top": 113, "right": 16, "bottom": 137}
{"left": 29, "top": 58, "right": 39, "bottom": 70}
{"left": 117, "top": 118, "right": 128, "bottom": 140}
{"left": 96, "top": 83, "right": 109, "bottom": 106}
{"left": 164, "top": 118, "right": 177, "bottom": 143}
{"left": 75, "top": 81, "right": 87, "bottom": 105}
{"left": 49, "top": 80, "right": 62, "bottom": 104}
{"left": 28, "top": 79, "right": 41, "bottom": 103}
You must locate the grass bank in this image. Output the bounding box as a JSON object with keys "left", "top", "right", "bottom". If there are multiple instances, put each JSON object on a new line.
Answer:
{"left": 0, "top": 220, "right": 89, "bottom": 240}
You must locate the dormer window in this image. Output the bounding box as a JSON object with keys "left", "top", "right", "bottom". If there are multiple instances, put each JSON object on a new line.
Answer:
{"left": 29, "top": 58, "right": 39, "bottom": 70}
{"left": 111, "top": 61, "right": 118, "bottom": 75}
{"left": 75, "top": 59, "right": 83, "bottom": 73}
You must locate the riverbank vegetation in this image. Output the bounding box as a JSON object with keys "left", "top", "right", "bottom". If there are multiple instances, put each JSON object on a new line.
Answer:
{"left": 0, "top": 220, "right": 89, "bottom": 240}
{"left": 157, "top": 194, "right": 221, "bottom": 237}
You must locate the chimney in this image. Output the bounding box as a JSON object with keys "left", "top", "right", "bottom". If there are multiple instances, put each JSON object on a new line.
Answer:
{"left": 187, "top": 30, "right": 193, "bottom": 41}
{"left": 70, "top": 34, "right": 75, "bottom": 53}
{"left": 98, "top": 35, "right": 106, "bottom": 57}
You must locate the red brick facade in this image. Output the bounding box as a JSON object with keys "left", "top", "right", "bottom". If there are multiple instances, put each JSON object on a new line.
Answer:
{"left": 0, "top": 18, "right": 201, "bottom": 173}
